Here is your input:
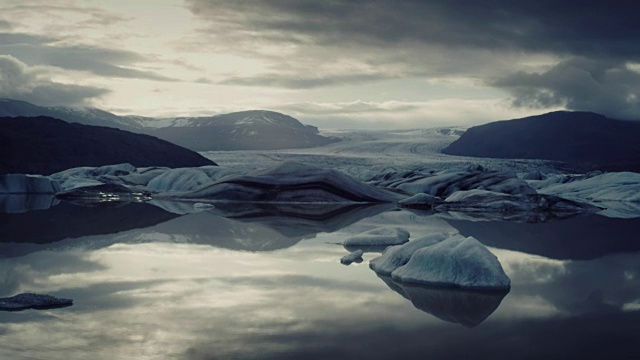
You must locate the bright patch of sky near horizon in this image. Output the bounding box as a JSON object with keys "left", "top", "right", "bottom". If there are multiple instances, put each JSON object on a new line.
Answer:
{"left": 3, "top": 0, "right": 639, "bottom": 129}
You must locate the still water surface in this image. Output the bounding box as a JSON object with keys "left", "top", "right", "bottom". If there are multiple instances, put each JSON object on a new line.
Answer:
{"left": 0, "top": 200, "right": 639, "bottom": 359}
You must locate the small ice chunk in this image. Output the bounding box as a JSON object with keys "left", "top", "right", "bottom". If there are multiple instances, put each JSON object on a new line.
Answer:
{"left": 340, "top": 250, "right": 364, "bottom": 265}
{"left": 370, "top": 233, "right": 449, "bottom": 275}
{"left": 391, "top": 235, "right": 511, "bottom": 290}
{"left": 193, "top": 202, "right": 215, "bottom": 211}
{"left": 343, "top": 227, "right": 410, "bottom": 247}
{"left": 398, "top": 193, "right": 440, "bottom": 209}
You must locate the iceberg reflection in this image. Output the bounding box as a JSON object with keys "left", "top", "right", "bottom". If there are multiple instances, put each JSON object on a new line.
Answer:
{"left": 377, "top": 275, "right": 508, "bottom": 327}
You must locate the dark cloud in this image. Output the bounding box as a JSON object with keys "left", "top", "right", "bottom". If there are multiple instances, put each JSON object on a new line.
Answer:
{"left": 0, "top": 33, "right": 56, "bottom": 45}
{"left": 494, "top": 58, "right": 640, "bottom": 120}
{"left": 0, "top": 32, "right": 177, "bottom": 81}
{"left": 0, "top": 55, "right": 109, "bottom": 106}
{"left": 0, "top": 20, "right": 11, "bottom": 31}
{"left": 185, "top": 0, "right": 640, "bottom": 60}
{"left": 185, "top": 0, "right": 640, "bottom": 119}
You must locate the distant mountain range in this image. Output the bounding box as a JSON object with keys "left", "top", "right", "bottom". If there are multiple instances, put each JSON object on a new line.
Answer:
{"left": 443, "top": 111, "right": 640, "bottom": 172}
{"left": 0, "top": 116, "right": 216, "bottom": 175}
{"left": 0, "top": 99, "right": 336, "bottom": 151}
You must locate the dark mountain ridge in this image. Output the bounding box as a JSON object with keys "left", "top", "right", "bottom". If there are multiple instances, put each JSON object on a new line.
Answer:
{"left": 0, "top": 99, "right": 336, "bottom": 151}
{"left": 443, "top": 111, "right": 640, "bottom": 172}
{"left": 0, "top": 116, "right": 216, "bottom": 175}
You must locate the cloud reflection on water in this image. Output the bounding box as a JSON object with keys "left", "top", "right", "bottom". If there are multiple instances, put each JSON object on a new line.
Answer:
{"left": 0, "top": 202, "right": 639, "bottom": 359}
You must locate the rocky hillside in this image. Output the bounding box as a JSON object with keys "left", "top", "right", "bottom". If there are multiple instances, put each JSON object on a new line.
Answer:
{"left": 0, "top": 116, "right": 216, "bottom": 175}
{"left": 442, "top": 111, "right": 640, "bottom": 172}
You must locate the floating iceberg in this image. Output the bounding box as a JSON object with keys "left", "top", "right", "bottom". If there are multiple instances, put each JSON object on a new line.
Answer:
{"left": 370, "top": 233, "right": 449, "bottom": 275}
{"left": 343, "top": 227, "right": 410, "bottom": 247}
{"left": 369, "top": 168, "right": 535, "bottom": 197}
{"left": 377, "top": 275, "right": 508, "bottom": 328}
{"left": 0, "top": 293, "right": 73, "bottom": 311}
{"left": 193, "top": 202, "right": 215, "bottom": 211}
{"left": 390, "top": 235, "right": 511, "bottom": 290}
{"left": 0, "top": 174, "right": 60, "bottom": 194}
{"left": 398, "top": 193, "right": 441, "bottom": 209}
{"left": 180, "top": 161, "right": 402, "bottom": 203}
{"left": 437, "top": 190, "right": 600, "bottom": 219}
{"left": 536, "top": 172, "right": 640, "bottom": 203}
{"left": 340, "top": 250, "right": 364, "bottom": 265}
{"left": 529, "top": 172, "right": 640, "bottom": 218}
{"left": 147, "top": 166, "right": 235, "bottom": 192}
{"left": 147, "top": 168, "right": 213, "bottom": 192}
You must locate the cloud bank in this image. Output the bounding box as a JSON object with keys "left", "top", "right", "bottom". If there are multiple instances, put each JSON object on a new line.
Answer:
{"left": 185, "top": 0, "right": 640, "bottom": 120}
{"left": 0, "top": 55, "right": 108, "bottom": 106}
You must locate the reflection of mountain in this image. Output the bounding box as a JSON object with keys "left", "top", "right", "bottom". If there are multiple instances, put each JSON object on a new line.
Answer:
{"left": 0, "top": 200, "right": 390, "bottom": 255}
{"left": 0, "top": 116, "right": 214, "bottom": 175}
{"left": 448, "top": 214, "right": 640, "bottom": 260}
{"left": 151, "top": 203, "right": 392, "bottom": 251}
{"left": 211, "top": 202, "right": 394, "bottom": 239}
{"left": 0, "top": 201, "right": 179, "bottom": 245}
{"left": 149, "top": 212, "right": 307, "bottom": 251}
{"left": 377, "top": 275, "right": 508, "bottom": 328}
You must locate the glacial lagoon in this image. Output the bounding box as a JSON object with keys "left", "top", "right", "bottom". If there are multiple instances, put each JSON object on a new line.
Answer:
{"left": 1, "top": 199, "right": 639, "bottom": 359}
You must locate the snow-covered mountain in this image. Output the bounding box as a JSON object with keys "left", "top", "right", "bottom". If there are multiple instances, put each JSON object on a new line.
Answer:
{"left": 151, "top": 110, "right": 336, "bottom": 151}
{"left": 0, "top": 99, "right": 336, "bottom": 151}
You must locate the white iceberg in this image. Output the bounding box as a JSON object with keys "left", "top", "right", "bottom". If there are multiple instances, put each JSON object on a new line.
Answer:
{"left": 391, "top": 235, "right": 511, "bottom": 290}
{"left": 146, "top": 166, "right": 236, "bottom": 193}
{"left": 343, "top": 227, "right": 410, "bottom": 247}
{"left": 398, "top": 193, "right": 441, "bottom": 209}
{"left": 531, "top": 172, "right": 640, "bottom": 218}
{"left": 193, "top": 202, "right": 215, "bottom": 211}
{"left": 435, "top": 189, "right": 600, "bottom": 221}
{"left": 536, "top": 172, "right": 640, "bottom": 202}
{"left": 370, "top": 233, "right": 449, "bottom": 275}
{"left": 340, "top": 250, "right": 364, "bottom": 265}
{"left": 181, "top": 161, "right": 402, "bottom": 203}
{"left": 369, "top": 168, "right": 536, "bottom": 197}
{"left": 0, "top": 174, "right": 60, "bottom": 194}
{"left": 147, "top": 168, "right": 214, "bottom": 192}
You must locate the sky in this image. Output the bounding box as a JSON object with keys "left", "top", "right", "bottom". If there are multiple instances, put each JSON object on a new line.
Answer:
{"left": 0, "top": 0, "right": 639, "bottom": 129}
